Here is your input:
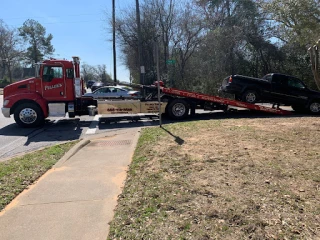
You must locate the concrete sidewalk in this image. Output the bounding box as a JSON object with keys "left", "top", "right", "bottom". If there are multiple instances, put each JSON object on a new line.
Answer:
{"left": 0, "top": 128, "right": 141, "bottom": 240}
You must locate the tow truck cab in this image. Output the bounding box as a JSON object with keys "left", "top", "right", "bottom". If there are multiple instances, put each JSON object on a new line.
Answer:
{"left": 1, "top": 57, "right": 93, "bottom": 127}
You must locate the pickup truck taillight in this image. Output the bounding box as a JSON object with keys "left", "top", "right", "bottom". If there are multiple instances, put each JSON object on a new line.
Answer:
{"left": 229, "top": 77, "right": 233, "bottom": 83}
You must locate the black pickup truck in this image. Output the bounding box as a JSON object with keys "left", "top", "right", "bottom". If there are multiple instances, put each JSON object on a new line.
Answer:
{"left": 220, "top": 73, "right": 320, "bottom": 113}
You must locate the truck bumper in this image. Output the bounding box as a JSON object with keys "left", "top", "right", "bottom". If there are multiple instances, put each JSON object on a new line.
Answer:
{"left": 220, "top": 85, "right": 240, "bottom": 95}
{"left": 1, "top": 107, "right": 10, "bottom": 118}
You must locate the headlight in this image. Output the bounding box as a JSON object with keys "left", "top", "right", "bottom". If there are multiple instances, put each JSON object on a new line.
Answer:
{"left": 3, "top": 100, "right": 9, "bottom": 106}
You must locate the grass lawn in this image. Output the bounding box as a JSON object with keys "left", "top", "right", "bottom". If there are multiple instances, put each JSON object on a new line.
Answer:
{"left": 0, "top": 141, "right": 79, "bottom": 211}
{"left": 108, "top": 116, "right": 320, "bottom": 239}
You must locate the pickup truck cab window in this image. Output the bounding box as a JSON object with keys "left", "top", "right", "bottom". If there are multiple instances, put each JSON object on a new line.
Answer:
{"left": 66, "top": 68, "right": 74, "bottom": 79}
{"left": 272, "top": 74, "right": 288, "bottom": 86}
{"left": 288, "top": 77, "right": 305, "bottom": 89}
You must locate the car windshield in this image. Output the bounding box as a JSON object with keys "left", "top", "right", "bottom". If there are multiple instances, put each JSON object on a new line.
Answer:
{"left": 119, "top": 86, "right": 132, "bottom": 91}
{"left": 262, "top": 74, "right": 272, "bottom": 82}
{"left": 117, "top": 88, "right": 127, "bottom": 92}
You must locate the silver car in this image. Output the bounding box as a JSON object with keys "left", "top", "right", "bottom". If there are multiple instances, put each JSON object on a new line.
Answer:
{"left": 84, "top": 86, "right": 140, "bottom": 99}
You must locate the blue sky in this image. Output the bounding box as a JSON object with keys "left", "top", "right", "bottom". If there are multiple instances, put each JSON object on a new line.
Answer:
{"left": 2, "top": 0, "right": 133, "bottom": 82}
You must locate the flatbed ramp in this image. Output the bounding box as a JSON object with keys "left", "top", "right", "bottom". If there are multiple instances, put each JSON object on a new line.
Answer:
{"left": 162, "top": 87, "right": 292, "bottom": 115}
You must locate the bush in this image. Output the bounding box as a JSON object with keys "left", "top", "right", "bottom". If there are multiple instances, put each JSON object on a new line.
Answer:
{"left": 0, "top": 78, "right": 10, "bottom": 88}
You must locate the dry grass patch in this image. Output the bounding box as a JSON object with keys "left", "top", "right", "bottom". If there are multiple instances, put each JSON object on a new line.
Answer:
{"left": 108, "top": 116, "right": 320, "bottom": 239}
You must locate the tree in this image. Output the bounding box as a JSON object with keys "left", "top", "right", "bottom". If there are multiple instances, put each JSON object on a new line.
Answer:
{"left": 309, "top": 39, "right": 320, "bottom": 90}
{"left": 0, "top": 20, "right": 23, "bottom": 82}
{"left": 96, "top": 64, "right": 113, "bottom": 83}
{"left": 260, "top": 0, "right": 320, "bottom": 46}
{"left": 171, "top": 2, "right": 204, "bottom": 87}
{"left": 81, "top": 63, "right": 112, "bottom": 84}
{"left": 81, "top": 63, "right": 97, "bottom": 82}
{"left": 18, "top": 19, "right": 54, "bottom": 64}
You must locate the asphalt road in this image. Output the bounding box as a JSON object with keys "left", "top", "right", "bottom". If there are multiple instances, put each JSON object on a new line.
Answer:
{"left": 0, "top": 92, "right": 297, "bottom": 161}
{"left": 0, "top": 94, "right": 162, "bottom": 160}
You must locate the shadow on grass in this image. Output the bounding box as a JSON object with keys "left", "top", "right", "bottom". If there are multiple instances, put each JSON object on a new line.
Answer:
{"left": 160, "top": 126, "right": 185, "bottom": 145}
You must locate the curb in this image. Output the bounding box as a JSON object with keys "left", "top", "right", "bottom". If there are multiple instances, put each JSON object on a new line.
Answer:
{"left": 54, "top": 139, "right": 90, "bottom": 168}
{"left": 0, "top": 140, "right": 78, "bottom": 163}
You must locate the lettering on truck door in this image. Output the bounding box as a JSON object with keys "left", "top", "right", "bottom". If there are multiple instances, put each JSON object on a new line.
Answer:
{"left": 42, "top": 65, "right": 66, "bottom": 100}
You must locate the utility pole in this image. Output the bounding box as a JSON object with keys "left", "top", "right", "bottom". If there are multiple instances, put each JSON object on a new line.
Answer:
{"left": 155, "top": 37, "right": 162, "bottom": 127}
{"left": 135, "top": 0, "right": 143, "bottom": 85}
{"left": 112, "top": 0, "right": 117, "bottom": 85}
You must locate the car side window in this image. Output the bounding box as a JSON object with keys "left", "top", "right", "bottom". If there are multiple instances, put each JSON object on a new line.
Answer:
{"left": 109, "top": 88, "right": 117, "bottom": 93}
{"left": 103, "top": 88, "right": 111, "bottom": 93}
{"left": 273, "top": 75, "right": 287, "bottom": 86}
{"left": 95, "top": 88, "right": 104, "bottom": 94}
{"left": 288, "top": 77, "right": 305, "bottom": 89}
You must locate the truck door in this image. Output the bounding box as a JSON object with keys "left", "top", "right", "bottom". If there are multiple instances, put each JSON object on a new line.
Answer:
{"left": 270, "top": 75, "right": 292, "bottom": 104}
{"left": 42, "top": 65, "right": 66, "bottom": 101}
{"left": 286, "top": 77, "right": 309, "bottom": 105}
{"left": 271, "top": 75, "right": 306, "bottom": 105}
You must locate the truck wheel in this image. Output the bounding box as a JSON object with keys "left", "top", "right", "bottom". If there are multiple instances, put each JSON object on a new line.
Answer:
{"left": 242, "top": 90, "right": 258, "bottom": 104}
{"left": 235, "top": 94, "right": 241, "bottom": 101}
{"left": 166, "top": 99, "right": 189, "bottom": 120}
{"left": 308, "top": 101, "right": 320, "bottom": 114}
{"left": 68, "top": 112, "right": 75, "bottom": 118}
{"left": 14, "top": 103, "right": 45, "bottom": 128}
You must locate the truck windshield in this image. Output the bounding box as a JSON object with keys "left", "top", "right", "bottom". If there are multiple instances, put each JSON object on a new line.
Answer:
{"left": 263, "top": 75, "right": 272, "bottom": 82}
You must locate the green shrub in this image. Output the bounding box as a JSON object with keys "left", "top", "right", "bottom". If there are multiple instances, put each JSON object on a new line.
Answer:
{"left": 0, "top": 77, "right": 10, "bottom": 88}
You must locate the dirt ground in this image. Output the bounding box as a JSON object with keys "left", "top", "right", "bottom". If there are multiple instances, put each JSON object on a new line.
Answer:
{"left": 108, "top": 115, "right": 320, "bottom": 240}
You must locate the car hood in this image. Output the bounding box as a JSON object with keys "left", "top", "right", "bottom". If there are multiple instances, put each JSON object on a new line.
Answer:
{"left": 307, "top": 89, "right": 320, "bottom": 96}
{"left": 128, "top": 90, "right": 140, "bottom": 94}
{"left": 83, "top": 93, "right": 94, "bottom": 97}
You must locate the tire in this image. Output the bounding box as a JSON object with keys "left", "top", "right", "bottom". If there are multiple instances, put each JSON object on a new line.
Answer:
{"left": 68, "top": 112, "right": 76, "bottom": 118}
{"left": 235, "top": 94, "right": 241, "bottom": 101}
{"left": 242, "top": 90, "right": 259, "bottom": 104}
{"left": 14, "top": 103, "right": 45, "bottom": 128}
{"left": 166, "top": 99, "right": 189, "bottom": 120}
{"left": 308, "top": 101, "right": 320, "bottom": 114}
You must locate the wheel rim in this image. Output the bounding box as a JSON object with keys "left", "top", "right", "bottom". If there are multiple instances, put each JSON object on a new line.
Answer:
{"left": 310, "top": 102, "right": 320, "bottom": 113}
{"left": 19, "top": 108, "right": 37, "bottom": 124}
{"left": 172, "top": 103, "right": 186, "bottom": 117}
{"left": 246, "top": 92, "right": 256, "bottom": 103}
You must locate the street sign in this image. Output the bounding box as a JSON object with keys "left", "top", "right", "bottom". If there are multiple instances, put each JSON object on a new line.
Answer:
{"left": 166, "top": 59, "right": 176, "bottom": 65}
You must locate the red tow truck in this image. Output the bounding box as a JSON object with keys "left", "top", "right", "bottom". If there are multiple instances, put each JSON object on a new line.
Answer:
{"left": 1, "top": 57, "right": 291, "bottom": 128}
